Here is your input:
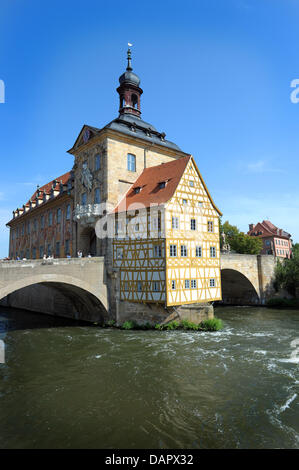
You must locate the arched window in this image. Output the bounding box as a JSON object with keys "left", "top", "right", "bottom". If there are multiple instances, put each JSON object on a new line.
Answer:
{"left": 131, "top": 94, "right": 138, "bottom": 109}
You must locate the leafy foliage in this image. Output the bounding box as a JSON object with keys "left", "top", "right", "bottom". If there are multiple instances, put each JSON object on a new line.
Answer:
{"left": 266, "top": 297, "right": 299, "bottom": 309}
{"left": 220, "top": 219, "right": 263, "bottom": 255}
{"left": 274, "top": 245, "right": 299, "bottom": 296}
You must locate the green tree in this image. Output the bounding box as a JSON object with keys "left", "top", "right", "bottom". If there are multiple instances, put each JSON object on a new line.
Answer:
{"left": 220, "top": 219, "right": 263, "bottom": 255}
{"left": 274, "top": 244, "right": 299, "bottom": 296}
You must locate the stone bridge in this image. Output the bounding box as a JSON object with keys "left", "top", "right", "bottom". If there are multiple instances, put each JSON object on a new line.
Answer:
{"left": 220, "top": 253, "right": 276, "bottom": 305}
{"left": 0, "top": 254, "right": 277, "bottom": 323}
{"left": 0, "top": 257, "right": 109, "bottom": 323}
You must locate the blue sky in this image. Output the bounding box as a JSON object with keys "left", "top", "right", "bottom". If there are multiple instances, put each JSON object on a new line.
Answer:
{"left": 0, "top": 0, "right": 299, "bottom": 257}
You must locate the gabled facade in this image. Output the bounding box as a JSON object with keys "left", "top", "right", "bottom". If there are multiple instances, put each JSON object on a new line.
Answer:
{"left": 248, "top": 220, "right": 292, "bottom": 258}
{"left": 113, "top": 156, "right": 222, "bottom": 306}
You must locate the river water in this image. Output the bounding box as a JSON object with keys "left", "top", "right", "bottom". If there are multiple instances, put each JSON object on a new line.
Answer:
{"left": 0, "top": 306, "right": 298, "bottom": 449}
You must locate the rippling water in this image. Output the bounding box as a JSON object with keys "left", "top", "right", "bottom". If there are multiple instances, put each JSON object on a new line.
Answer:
{"left": 0, "top": 306, "right": 298, "bottom": 449}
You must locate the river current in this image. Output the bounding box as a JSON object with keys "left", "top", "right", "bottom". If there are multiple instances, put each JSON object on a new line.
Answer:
{"left": 0, "top": 306, "right": 298, "bottom": 449}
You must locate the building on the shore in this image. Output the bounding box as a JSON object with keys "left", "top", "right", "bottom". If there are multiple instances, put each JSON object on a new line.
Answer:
{"left": 7, "top": 172, "right": 74, "bottom": 260}
{"left": 6, "top": 47, "right": 222, "bottom": 310}
{"left": 247, "top": 220, "right": 292, "bottom": 258}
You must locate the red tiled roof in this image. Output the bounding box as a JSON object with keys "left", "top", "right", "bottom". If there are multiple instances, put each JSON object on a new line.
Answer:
{"left": 27, "top": 171, "right": 71, "bottom": 204}
{"left": 248, "top": 220, "right": 291, "bottom": 239}
{"left": 113, "top": 156, "right": 191, "bottom": 213}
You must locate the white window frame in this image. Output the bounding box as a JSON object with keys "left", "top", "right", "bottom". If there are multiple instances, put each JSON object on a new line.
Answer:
{"left": 210, "top": 278, "right": 215, "bottom": 287}
{"left": 196, "top": 246, "right": 202, "bottom": 257}
{"left": 191, "top": 279, "right": 197, "bottom": 289}
{"left": 181, "top": 245, "right": 187, "bottom": 257}
{"left": 210, "top": 246, "right": 216, "bottom": 258}
{"left": 208, "top": 221, "right": 214, "bottom": 232}
{"left": 185, "top": 279, "right": 190, "bottom": 289}
{"left": 172, "top": 216, "right": 179, "bottom": 230}
{"left": 190, "top": 219, "right": 196, "bottom": 231}
{"left": 170, "top": 244, "right": 177, "bottom": 257}
{"left": 127, "top": 153, "right": 136, "bottom": 172}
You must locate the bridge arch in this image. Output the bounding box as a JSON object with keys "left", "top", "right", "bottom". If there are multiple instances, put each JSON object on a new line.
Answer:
{"left": 0, "top": 273, "right": 108, "bottom": 324}
{"left": 220, "top": 268, "right": 260, "bottom": 305}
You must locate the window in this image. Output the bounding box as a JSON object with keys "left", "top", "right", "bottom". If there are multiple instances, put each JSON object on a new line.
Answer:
{"left": 181, "top": 245, "right": 187, "bottom": 257}
{"left": 65, "top": 240, "right": 70, "bottom": 256}
{"left": 57, "top": 208, "right": 62, "bottom": 224}
{"left": 21, "top": 224, "right": 24, "bottom": 236}
{"left": 172, "top": 217, "right": 179, "bottom": 230}
{"left": 153, "top": 281, "right": 160, "bottom": 292}
{"left": 32, "top": 247, "right": 36, "bottom": 259}
{"left": 190, "top": 219, "right": 196, "bottom": 230}
{"left": 39, "top": 246, "right": 44, "bottom": 258}
{"left": 170, "top": 244, "right": 177, "bottom": 257}
{"left": 189, "top": 180, "right": 194, "bottom": 187}
{"left": 131, "top": 94, "right": 138, "bottom": 108}
{"left": 48, "top": 212, "right": 53, "bottom": 226}
{"left": 124, "top": 282, "right": 129, "bottom": 291}
{"left": 137, "top": 281, "right": 142, "bottom": 292}
{"left": 208, "top": 221, "right": 214, "bottom": 232}
{"left": 116, "top": 247, "right": 123, "bottom": 259}
{"left": 159, "top": 181, "right": 166, "bottom": 189}
{"left": 210, "top": 246, "right": 216, "bottom": 258}
{"left": 26, "top": 249, "right": 29, "bottom": 259}
{"left": 198, "top": 201, "right": 203, "bottom": 207}
{"left": 135, "top": 223, "right": 139, "bottom": 232}
{"left": 33, "top": 219, "right": 37, "bottom": 232}
{"left": 210, "top": 278, "right": 215, "bottom": 287}
{"left": 55, "top": 242, "right": 60, "bottom": 257}
{"left": 196, "top": 246, "right": 202, "bottom": 257}
{"left": 185, "top": 280, "right": 190, "bottom": 289}
{"left": 182, "top": 199, "right": 187, "bottom": 205}
{"left": 154, "top": 245, "right": 162, "bottom": 257}
{"left": 191, "top": 279, "right": 197, "bottom": 289}
{"left": 27, "top": 221, "right": 30, "bottom": 233}
{"left": 47, "top": 244, "right": 51, "bottom": 256}
{"left": 81, "top": 193, "right": 87, "bottom": 206}
{"left": 41, "top": 215, "right": 44, "bottom": 229}
{"left": 127, "top": 153, "right": 136, "bottom": 172}
{"left": 134, "top": 186, "right": 141, "bottom": 194}
{"left": 94, "top": 187, "right": 101, "bottom": 204}
{"left": 266, "top": 240, "right": 271, "bottom": 246}
{"left": 66, "top": 204, "right": 71, "bottom": 220}
{"left": 171, "top": 280, "right": 176, "bottom": 290}
{"left": 95, "top": 154, "right": 101, "bottom": 171}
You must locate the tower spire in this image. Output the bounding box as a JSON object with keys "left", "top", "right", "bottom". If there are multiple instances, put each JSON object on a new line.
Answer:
{"left": 117, "top": 44, "right": 143, "bottom": 117}
{"left": 127, "top": 44, "right": 133, "bottom": 71}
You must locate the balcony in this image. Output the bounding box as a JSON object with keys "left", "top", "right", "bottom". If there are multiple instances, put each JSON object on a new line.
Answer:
{"left": 74, "top": 204, "right": 102, "bottom": 222}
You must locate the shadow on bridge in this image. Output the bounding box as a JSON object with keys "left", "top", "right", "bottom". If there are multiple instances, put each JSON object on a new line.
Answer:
{"left": 1, "top": 281, "right": 108, "bottom": 324}
{"left": 220, "top": 268, "right": 260, "bottom": 305}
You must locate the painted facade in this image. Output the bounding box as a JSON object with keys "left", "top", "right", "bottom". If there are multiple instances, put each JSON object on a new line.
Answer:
{"left": 6, "top": 47, "right": 222, "bottom": 315}
{"left": 113, "top": 156, "right": 222, "bottom": 306}
{"left": 248, "top": 220, "right": 292, "bottom": 258}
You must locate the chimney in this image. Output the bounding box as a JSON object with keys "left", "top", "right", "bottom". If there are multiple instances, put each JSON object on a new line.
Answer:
{"left": 249, "top": 224, "right": 255, "bottom": 231}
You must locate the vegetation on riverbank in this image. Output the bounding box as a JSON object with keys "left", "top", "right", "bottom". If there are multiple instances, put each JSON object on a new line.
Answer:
{"left": 274, "top": 243, "right": 299, "bottom": 297}
{"left": 103, "top": 317, "right": 224, "bottom": 331}
{"left": 266, "top": 297, "right": 299, "bottom": 309}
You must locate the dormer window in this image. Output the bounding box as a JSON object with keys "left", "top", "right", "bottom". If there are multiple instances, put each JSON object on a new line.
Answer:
{"left": 159, "top": 181, "right": 167, "bottom": 189}
{"left": 134, "top": 186, "right": 141, "bottom": 194}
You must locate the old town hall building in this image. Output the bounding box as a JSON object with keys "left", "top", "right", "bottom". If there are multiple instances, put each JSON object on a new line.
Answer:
{"left": 7, "top": 49, "right": 222, "bottom": 312}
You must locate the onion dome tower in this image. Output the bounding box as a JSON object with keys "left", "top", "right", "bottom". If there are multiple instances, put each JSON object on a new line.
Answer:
{"left": 117, "top": 46, "right": 143, "bottom": 117}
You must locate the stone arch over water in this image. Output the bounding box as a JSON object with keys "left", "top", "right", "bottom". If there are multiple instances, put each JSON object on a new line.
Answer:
{"left": 220, "top": 268, "right": 260, "bottom": 305}
{"left": 0, "top": 275, "right": 108, "bottom": 323}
